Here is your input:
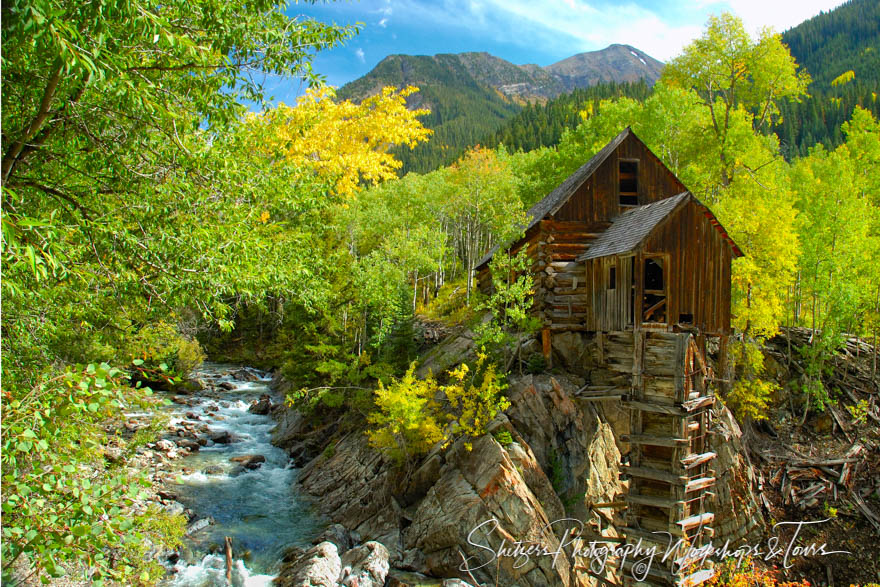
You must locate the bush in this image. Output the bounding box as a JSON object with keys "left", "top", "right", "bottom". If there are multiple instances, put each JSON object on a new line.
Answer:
{"left": 708, "top": 556, "right": 811, "bottom": 586}
{"left": 726, "top": 339, "right": 778, "bottom": 421}
{"left": 443, "top": 352, "right": 511, "bottom": 451}
{"left": 367, "top": 364, "right": 446, "bottom": 465}
{"left": 366, "top": 353, "right": 512, "bottom": 463}
{"left": 124, "top": 321, "right": 205, "bottom": 387}
{"left": 1, "top": 363, "right": 185, "bottom": 584}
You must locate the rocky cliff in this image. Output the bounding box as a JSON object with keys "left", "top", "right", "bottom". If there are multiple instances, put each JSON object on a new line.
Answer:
{"left": 271, "top": 330, "right": 765, "bottom": 586}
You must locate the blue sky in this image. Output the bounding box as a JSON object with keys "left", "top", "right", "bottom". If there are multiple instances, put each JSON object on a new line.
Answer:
{"left": 271, "top": 0, "right": 847, "bottom": 103}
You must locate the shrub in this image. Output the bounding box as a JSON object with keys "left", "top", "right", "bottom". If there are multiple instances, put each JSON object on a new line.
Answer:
{"left": 366, "top": 353, "right": 512, "bottom": 463}
{"left": 726, "top": 339, "right": 777, "bottom": 421}
{"left": 708, "top": 556, "right": 811, "bottom": 586}
{"left": 366, "top": 364, "right": 446, "bottom": 465}
{"left": 443, "top": 352, "right": 511, "bottom": 451}
{"left": 124, "top": 321, "right": 205, "bottom": 386}
{"left": 1, "top": 363, "right": 185, "bottom": 584}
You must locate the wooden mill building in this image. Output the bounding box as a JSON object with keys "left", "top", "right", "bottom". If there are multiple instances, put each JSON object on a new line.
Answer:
{"left": 476, "top": 128, "right": 743, "bottom": 586}
{"left": 475, "top": 126, "right": 742, "bottom": 352}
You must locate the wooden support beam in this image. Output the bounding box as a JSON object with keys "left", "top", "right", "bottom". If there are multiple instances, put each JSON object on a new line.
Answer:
{"left": 625, "top": 493, "right": 684, "bottom": 509}
{"left": 621, "top": 434, "right": 689, "bottom": 447}
{"left": 622, "top": 465, "right": 689, "bottom": 484}
{"left": 542, "top": 327, "right": 552, "bottom": 368}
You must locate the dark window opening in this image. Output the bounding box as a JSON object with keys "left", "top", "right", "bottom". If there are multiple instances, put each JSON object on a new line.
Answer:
{"left": 619, "top": 160, "right": 639, "bottom": 206}
{"left": 644, "top": 258, "right": 664, "bottom": 290}
{"left": 643, "top": 257, "right": 666, "bottom": 323}
{"left": 679, "top": 313, "right": 694, "bottom": 325}
{"left": 609, "top": 266, "right": 616, "bottom": 290}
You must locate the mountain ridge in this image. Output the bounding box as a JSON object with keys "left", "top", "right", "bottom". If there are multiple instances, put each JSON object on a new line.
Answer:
{"left": 336, "top": 44, "right": 664, "bottom": 172}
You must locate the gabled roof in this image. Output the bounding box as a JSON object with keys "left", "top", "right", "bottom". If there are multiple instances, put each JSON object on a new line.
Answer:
{"left": 579, "top": 192, "right": 690, "bottom": 259}
{"left": 522, "top": 126, "right": 632, "bottom": 233}
{"left": 475, "top": 127, "right": 632, "bottom": 269}
{"left": 577, "top": 192, "right": 744, "bottom": 261}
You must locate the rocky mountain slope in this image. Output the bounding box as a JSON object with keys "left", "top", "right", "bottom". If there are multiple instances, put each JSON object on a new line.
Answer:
{"left": 338, "top": 44, "right": 662, "bottom": 104}
{"left": 335, "top": 45, "right": 662, "bottom": 173}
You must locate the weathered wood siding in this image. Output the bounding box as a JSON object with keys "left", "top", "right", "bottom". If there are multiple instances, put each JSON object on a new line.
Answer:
{"left": 554, "top": 134, "right": 686, "bottom": 224}
{"left": 642, "top": 200, "right": 733, "bottom": 336}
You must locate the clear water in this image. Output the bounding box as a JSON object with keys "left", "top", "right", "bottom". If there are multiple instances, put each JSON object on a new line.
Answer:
{"left": 162, "top": 363, "right": 324, "bottom": 586}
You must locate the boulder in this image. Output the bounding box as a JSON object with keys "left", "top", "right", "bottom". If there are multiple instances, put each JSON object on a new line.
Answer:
{"left": 175, "top": 438, "right": 200, "bottom": 452}
{"left": 155, "top": 439, "right": 177, "bottom": 452}
{"left": 185, "top": 517, "right": 213, "bottom": 536}
{"left": 219, "top": 381, "right": 237, "bottom": 391}
{"left": 248, "top": 394, "right": 273, "bottom": 415}
{"left": 275, "top": 541, "right": 342, "bottom": 587}
{"left": 339, "top": 541, "right": 390, "bottom": 587}
{"left": 313, "top": 523, "right": 353, "bottom": 554}
{"left": 297, "top": 434, "right": 402, "bottom": 556}
{"left": 229, "top": 454, "right": 266, "bottom": 469}
{"left": 209, "top": 430, "right": 239, "bottom": 444}
{"left": 505, "top": 374, "right": 623, "bottom": 519}
{"left": 404, "top": 434, "right": 573, "bottom": 587}
{"left": 232, "top": 368, "right": 262, "bottom": 382}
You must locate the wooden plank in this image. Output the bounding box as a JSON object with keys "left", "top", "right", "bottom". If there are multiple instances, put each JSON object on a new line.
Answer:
{"left": 685, "top": 477, "right": 715, "bottom": 493}
{"left": 626, "top": 493, "right": 684, "bottom": 509}
{"left": 677, "top": 512, "right": 715, "bottom": 530}
{"left": 621, "top": 434, "right": 689, "bottom": 447}
{"left": 622, "top": 465, "right": 689, "bottom": 484}
{"left": 681, "top": 452, "right": 716, "bottom": 469}
{"left": 623, "top": 400, "right": 685, "bottom": 416}
{"left": 682, "top": 396, "right": 715, "bottom": 412}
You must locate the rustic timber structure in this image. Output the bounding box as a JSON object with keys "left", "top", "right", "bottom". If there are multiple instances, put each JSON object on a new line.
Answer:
{"left": 476, "top": 128, "right": 743, "bottom": 586}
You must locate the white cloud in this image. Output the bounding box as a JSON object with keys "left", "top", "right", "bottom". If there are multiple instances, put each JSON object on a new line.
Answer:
{"left": 379, "top": 17, "right": 389, "bottom": 27}
{"left": 703, "top": 0, "right": 848, "bottom": 35}
{"left": 472, "top": 0, "right": 701, "bottom": 61}
{"left": 355, "top": 48, "right": 366, "bottom": 63}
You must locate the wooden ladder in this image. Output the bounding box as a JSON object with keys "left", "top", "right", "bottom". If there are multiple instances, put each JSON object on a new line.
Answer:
{"left": 619, "top": 331, "right": 717, "bottom": 586}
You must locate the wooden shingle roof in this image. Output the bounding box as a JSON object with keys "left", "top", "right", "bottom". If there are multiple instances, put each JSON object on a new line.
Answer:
{"left": 577, "top": 192, "right": 743, "bottom": 260}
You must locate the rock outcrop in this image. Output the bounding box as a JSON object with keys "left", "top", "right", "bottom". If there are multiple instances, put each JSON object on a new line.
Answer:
{"left": 709, "top": 405, "right": 766, "bottom": 544}
{"left": 275, "top": 541, "right": 391, "bottom": 587}
{"left": 278, "top": 371, "right": 630, "bottom": 586}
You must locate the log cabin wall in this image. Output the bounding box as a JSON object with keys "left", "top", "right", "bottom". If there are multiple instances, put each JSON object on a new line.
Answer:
{"left": 642, "top": 200, "right": 733, "bottom": 336}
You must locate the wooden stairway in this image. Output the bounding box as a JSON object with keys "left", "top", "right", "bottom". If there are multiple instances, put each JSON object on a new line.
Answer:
{"left": 619, "top": 331, "right": 717, "bottom": 586}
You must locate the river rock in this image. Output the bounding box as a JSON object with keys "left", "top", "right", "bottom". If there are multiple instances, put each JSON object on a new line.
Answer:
{"left": 186, "top": 517, "right": 213, "bottom": 536}
{"left": 233, "top": 368, "right": 262, "bottom": 382}
{"left": 203, "top": 465, "right": 224, "bottom": 475}
{"left": 209, "top": 430, "right": 239, "bottom": 444}
{"left": 275, "top": 541, "right": 342, "bottom": 587}
{"left": 219, "top": 381, "right": 237, "bottom": 391}
{"left": 176, "top": 438, "right": 200, "bottom": 452}
{"left": 164, "top": 500, "right": 185, "bottom": 517}
{"left": 248, "top": 394, "right": 273, "bottom": 415}
{"left": 339, "top": 541, "right": 390, "bottom": 587}
{"left": 155, "top": 439, "right": 177, "bottom": 452}
{"left": 229, "top": 454, "right": 266, "bottom": 469}
{"left": 313, "top": 523, "right": 353, "bottom": 553}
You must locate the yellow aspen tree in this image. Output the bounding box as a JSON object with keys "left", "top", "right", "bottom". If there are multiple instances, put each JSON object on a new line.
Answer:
{"left": 246, "top": 86, "right": 432, "bottom": 196}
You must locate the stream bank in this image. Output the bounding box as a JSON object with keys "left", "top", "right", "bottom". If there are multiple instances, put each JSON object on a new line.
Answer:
{"left": 145, "top": 363, "right": 325, "bottom": 586}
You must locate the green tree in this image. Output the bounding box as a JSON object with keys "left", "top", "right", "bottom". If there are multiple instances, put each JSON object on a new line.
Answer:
{"left": 662, "top": 12, "right": 810, "bottom": 185}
